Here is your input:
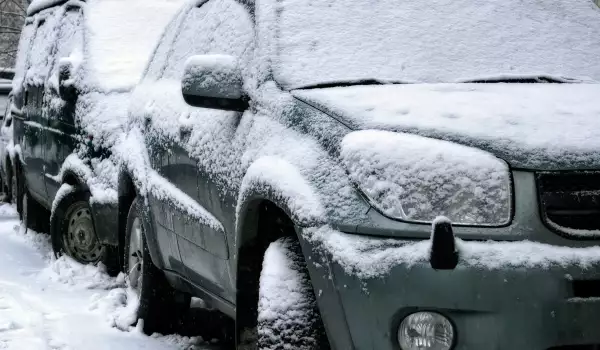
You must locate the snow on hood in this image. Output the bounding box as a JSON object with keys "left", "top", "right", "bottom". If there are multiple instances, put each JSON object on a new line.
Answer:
{"left": 294, "top": 84, "right": 600, "bottom": 170}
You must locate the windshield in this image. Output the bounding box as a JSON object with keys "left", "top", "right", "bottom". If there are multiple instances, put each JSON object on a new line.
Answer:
{"left": 263, "top": 0, "right": 600, "bottom": 89}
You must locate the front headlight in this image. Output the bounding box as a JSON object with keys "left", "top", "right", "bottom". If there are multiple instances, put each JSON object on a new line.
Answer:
{"left": 341, "top": 130, "right": 512, "bottom": 226}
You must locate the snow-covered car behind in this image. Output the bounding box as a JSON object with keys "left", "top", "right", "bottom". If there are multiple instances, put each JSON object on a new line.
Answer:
{"left": 115, "top": 0, "right": 600, "bottom": 349}
{"left": 0, "top": 83, "right": 15, "bottom": 202}
{"left": 10, "top": 0, "right": 182, "bottom": 271}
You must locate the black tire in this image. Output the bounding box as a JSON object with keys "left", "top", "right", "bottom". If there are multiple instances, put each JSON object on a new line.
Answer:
{"left": 22, "top": 185, "right": 50, "bottom": 233}
{"left": 51, "top": 190, "right": 120, "bottom": 275}
{"left": 124, "top": 197, "right": 190, "bottom": 335}
{"left": 257, "top": 237, "right": 329, "bottom": 350}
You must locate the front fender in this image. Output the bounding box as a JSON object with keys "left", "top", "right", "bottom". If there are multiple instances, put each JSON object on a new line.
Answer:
{"left": 235, "top": 156, "right": 369, "bottom": 250}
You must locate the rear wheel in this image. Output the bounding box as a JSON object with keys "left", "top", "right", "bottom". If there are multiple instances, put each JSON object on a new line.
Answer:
{"left": 52, "top": 190, "right": 119, "bottom": 274}
{"left": 124, "top": 197, "right": 190, "bottom": 335}
{"left": 257, "top": 237, "right": 329, "bottom": 350}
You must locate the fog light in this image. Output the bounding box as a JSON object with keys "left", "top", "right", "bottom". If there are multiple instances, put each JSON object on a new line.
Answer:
{"left": 398, "top": 312, "right": 454, "bottom": 350}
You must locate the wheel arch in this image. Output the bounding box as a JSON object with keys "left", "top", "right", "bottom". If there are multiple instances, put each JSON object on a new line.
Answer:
{"left": 61, "top": 170, "right": 89, "bottom": 191}
{"left": 117, "top": 170, "right": 166, "bottom": 271}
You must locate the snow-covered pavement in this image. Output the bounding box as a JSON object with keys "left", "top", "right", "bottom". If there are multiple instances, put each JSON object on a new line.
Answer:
{"left": 0, "top": 204, "right": 221, "bottom": 350}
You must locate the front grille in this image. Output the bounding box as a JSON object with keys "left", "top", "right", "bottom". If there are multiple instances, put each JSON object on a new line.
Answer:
{"left": 537, "top": 172, "right": 600, "bottom": 239}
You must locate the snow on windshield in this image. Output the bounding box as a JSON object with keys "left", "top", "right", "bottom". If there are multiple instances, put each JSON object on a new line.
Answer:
{"left": 260, "top": 0, "right": 600, "bottom": 89}
{"left": 85, "top": 0, "right": 184, "bottom": 91}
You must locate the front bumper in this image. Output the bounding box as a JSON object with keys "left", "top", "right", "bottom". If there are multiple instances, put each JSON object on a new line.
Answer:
{"left": 299, "top": 227, "right": 600, "bottom": 350}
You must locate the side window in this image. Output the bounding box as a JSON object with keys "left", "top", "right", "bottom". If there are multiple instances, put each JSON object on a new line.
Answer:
{"left": 26, "top": 12, "right": 60, "bottom": 85}
{"left": 50, "top": 8, "right": 84, "bottom": 84}
{"left": 12, "top": 22, "right": 35, "bottom": 94}
{"left": 162, "top": 0, "right": 255, "bottom": 80}
{"left": 144, "top": 6, "right": 192, "bottom": 81}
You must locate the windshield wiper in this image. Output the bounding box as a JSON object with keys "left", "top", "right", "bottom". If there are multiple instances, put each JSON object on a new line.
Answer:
{"left": 460, "top": 74, "right": 584, "bottom": 84}
{"left": 296, "top": 78, "right": 410, "bottom": 90}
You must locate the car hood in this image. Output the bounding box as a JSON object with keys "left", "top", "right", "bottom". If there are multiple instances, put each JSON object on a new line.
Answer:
{"left": 293, "top": 83, "right": 600, "bottom": 170}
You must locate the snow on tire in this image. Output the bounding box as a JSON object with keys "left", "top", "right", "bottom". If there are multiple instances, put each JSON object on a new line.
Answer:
{"left": 258, "top": 237, "right": 328, "bottom": 350}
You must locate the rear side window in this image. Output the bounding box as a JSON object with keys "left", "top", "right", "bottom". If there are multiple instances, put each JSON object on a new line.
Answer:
{"left": 50, "top": 8, "right": 84, "bottom": 82}
{"left": 26, "top": 12, "right": 61, "bottom": 85}
{"left": 162, "top": 0, "right": 255, "bottom": 80}
{"left": 11, "top": 22, "right": 35, "bottom": 104}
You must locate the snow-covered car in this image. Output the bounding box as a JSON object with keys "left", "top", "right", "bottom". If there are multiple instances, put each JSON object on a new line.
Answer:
{"left": 0, "top": 88, "right": 17, "bottom": 204}
{"left": 116, "top": 0, "right": 600, "bottom": 349}
{"left": 10, "top": 0, "right": 181, "bottom": 272}
{"left": 0, "top": 84, "right": 15, "bottom": 202}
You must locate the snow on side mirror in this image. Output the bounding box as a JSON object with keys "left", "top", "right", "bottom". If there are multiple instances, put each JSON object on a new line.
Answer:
{"left": 58, "top": 59, "right": 77, "bottom": 101}
{"left": 182, "top": 54, "right": 248, "bottom": 112}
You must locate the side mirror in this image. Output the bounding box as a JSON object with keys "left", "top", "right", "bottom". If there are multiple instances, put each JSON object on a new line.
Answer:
{"left": 58, "top": 59, "right": 77, "bottom": 101}
{"left": 182, "top": 55, "right": 248, "bottom": 112}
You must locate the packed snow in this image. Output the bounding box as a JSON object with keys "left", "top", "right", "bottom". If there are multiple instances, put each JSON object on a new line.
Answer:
{"left": 340, "top": 130, "right": 511, "bottom": 225}
{"left": 258, "top": 238, "right": 320, "bottom": 349}
{"left": 259, "top": 0, "right": 600, "bottom": 89}
{"left": 0, "top": 203, "right": 220, "bottom": 350}
{"left": 294, "top": 84, "right": 600, "bottom": 170}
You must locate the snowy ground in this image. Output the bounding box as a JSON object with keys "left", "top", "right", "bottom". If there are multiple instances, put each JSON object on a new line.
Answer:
{"left": 0, "top": 203, "right": 227, "bottom": 350}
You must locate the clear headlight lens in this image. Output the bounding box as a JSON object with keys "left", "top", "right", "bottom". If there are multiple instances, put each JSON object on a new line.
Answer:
{"left": 398, "top": 312, "right": 454, "bottom": 350}
{"left": 341, "top": 130, "right": 512, "bottom": 226}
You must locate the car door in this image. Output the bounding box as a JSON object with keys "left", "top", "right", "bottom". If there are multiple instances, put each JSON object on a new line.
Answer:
{"left": 43, "top": 6, "right": 83, "bottom": 201}
{"left": 21, "top": 16, "right": 54, "bottom": 200}
{"left": 154, "top": 0, "right": 255, "bottom": 302}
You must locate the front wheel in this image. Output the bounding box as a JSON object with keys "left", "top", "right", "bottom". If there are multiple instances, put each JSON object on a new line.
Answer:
{"left": 124, "top": 197, "right": 190, "bottom": 335}
{"left": 257, "top": 237, "right": 329, "bottom": 350}
{"left": 51, "top": 190, "right": 119, "bottom": 274}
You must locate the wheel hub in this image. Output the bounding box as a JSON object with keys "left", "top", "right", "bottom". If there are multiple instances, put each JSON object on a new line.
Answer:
{"left": 64, "top": 202, "right": 104, "bottom": 263}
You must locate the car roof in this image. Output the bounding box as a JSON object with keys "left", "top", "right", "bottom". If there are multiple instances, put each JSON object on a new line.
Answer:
{"left": 27, "top": 0, "right": 86, "bottom": 16}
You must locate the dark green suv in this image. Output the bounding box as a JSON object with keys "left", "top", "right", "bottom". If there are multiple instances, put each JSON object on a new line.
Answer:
{"left": 117, "top": 0, "right": 600, "bottom": 349}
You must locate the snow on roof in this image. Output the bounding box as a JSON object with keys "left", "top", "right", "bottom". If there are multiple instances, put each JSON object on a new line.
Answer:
{"left": 84, "top": 0, "right": 184, "bottom": 91}
{"left": 294, "top": 84, "right": 600, "bottom": 170}
{"left": 27, "top": 0, "right": 69, "bottom": 16}
{"left": 260, "top": 0, "right": 600, "bottom": 89}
